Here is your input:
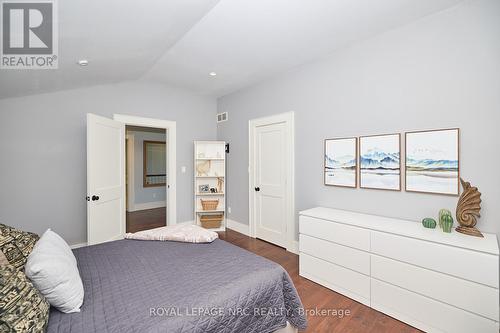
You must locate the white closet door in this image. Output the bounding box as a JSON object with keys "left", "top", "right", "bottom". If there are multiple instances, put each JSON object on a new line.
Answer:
{"left": 254, "top": 121, "right": 287, "bottom": 247}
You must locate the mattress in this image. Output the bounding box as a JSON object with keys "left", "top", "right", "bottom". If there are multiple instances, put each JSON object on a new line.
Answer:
{"left": 46, "top": 239, "right": 307, "bottom": 333}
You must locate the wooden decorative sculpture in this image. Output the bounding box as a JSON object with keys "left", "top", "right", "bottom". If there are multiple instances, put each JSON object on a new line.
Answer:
{"left": 196, "top": 160, "right": 211, "bottom": 176}
{"left": 216, "top": 177, "right": 224, "bottom": 194}
{"left": 455, "top": 178, "right": 483, "bottom": 237}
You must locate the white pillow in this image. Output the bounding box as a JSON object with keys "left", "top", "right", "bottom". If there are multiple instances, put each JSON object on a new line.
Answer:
{"left": 25, "top": 229, "right": 84, "bottom": 313}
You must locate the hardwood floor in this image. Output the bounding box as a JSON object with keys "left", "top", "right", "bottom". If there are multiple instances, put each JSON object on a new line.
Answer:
{"left": 126, "top": 207, "right": 166, "bottom": 233}
{"left": 219, "top": 229, "right": 421, "bottom": 333}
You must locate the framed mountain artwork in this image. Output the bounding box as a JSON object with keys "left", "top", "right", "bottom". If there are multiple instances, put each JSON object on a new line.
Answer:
{"left": 324, "top": 137, "right": 357, "bottom": 188}
{"left": 359, "top": 133, "right": 401, "bottom": 191}
{"left": 405, "top": 128, "right": 460, "bottom": 195}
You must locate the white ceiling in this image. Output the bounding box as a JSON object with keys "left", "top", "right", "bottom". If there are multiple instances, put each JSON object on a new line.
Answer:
{"left": 0, "top": 0, "right": 221, "bottom": 99}
{"left": 144, "top": 0, "right": 464, "bottom": 96}
{"left": 0, "top": 0, "right": 464, "bottom": 99}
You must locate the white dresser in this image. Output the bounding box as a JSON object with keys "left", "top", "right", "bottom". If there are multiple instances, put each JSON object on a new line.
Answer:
{"left": 299, "top": 207, "right": 499, "bottom": 333}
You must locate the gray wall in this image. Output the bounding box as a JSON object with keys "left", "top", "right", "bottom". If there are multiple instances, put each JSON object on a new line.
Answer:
{"left": 0, "top": 81, "right": 217, "bottom": 245}
{"left": 217, "top": 0, "right": 500, "bottom": 240}
{"left": 129, "top": 130, "right": 167, "bottom": 206}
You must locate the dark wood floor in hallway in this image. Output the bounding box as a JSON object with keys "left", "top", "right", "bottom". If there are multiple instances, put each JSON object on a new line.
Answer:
{"left": 219, "top": 229, "right": 421, "bottom": 333}
{"left": 126, "top": 207, "right": 166, "bottom": 233}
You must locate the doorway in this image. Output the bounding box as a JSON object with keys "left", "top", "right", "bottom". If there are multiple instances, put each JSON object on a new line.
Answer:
{"left": 248, "top": 112, "right": 295, "bottom": 251}
{"left": 125, "top": 126, "right": 167, "bottom": 233}
{"left": 87, "top": 114, "right": 176, "bottom": 246}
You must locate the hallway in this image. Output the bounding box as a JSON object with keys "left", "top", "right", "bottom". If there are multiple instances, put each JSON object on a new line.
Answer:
{"left": 126, "top": 207, "right": 166, "bottom": 233}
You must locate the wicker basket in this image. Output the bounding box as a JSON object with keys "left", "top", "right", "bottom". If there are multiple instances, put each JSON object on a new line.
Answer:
{"left": 200, "top": 214, "right": 223, "bottom": 229}
{"left": 200, "top": 199, "right": 219, "bottom": 211}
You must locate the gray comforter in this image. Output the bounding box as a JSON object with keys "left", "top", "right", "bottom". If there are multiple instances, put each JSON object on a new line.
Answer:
{"left": 47, "top": 239, "right": 307, "bottom": 333}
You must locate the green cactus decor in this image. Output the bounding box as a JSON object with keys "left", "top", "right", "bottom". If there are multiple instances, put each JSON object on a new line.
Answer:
{"left": 422, "top": 218, "right": 437, "bottom": 229}
{"left": 439, "top": 209, "right": 453, "bottom": 229}
{"left": 441, "top": 214, "right": 454, "bottom": 233}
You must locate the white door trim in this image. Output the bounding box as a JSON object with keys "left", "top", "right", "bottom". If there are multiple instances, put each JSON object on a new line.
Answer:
{"left": 248, "top": 111, "right": 295, "bottom": 253}
{"left": 113, "top": 114, "right": 176, "bottom": 226}
{"left": 126, "top": 133, "right": 135, "bottom": 212}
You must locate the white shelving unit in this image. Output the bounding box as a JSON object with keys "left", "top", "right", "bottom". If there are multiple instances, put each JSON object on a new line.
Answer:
{"left": 194, "top": 141, "right": 226, "bottom": 232}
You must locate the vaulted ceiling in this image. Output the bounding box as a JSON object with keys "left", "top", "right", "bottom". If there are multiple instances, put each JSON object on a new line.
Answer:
{"left": 0, "top": 0, "right": 221, "bottom": 99}
{"left": 0, "top": 0, "right": 464, "bottom": 99}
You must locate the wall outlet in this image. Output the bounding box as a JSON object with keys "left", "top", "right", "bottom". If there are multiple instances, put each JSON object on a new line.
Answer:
{"left": 228, "top": 207, "right": 231, "bottom": 214}
{"left": 153, "top": 193, "right": 157, "bottom": 199}
{"left": 181, "top": 166, "right": 186, "bottom": 173}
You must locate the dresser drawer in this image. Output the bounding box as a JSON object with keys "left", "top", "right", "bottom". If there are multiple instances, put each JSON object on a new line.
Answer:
{"left": 299, "top": 215, "right": 370, "bottom": 251}
{"left": 371, "top": 231, "right": 499, "bottom": 288}
{"left": 300, "top": 234, "right": 370, "bottom": 275}
{"left": 300, "top": 253, "right": 370, "bottom": 306}
{"left": 371, "top": 279, "right": 498, "bottom": 333}
{"left": 371, "top": 254, "right": 499, "bottom": 320}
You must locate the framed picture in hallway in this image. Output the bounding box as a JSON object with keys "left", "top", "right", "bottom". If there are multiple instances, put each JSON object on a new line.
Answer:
{"left": 324, "top": 137, "right": 358, "bottom": 188}
{"left": 405, "top": 128, "right": 460, "bottom": 195}
{"left": 359, "top": 133, "right": 401, "bottom": 191}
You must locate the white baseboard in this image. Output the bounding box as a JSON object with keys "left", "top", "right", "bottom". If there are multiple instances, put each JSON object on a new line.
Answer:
{"left": 287, "top": 240, "right": 299, "bottom": 255}
{"left": 226, "top": 219, "right": 298, "bottom": 254}
{"left": 70, "top": 242, "right": 88, "bottom": 249}
{"left": 176, "top": 220, "right": 195, "bottom": 225}
{"left": 226, "top": 219, "right": 250, "bottom": 236}
{"left": 75, "top": 220, "right": 190, "bottom": 248}
{"left": 128, "top": 201, "right": 166, "bottom": 212}
{"left": 70, "top": 221, "right": 296, "bottom": 255}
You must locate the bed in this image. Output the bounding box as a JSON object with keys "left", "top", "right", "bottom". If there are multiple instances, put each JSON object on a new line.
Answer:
{"left": 46, "top": 238, "right": 307, "bottom": 333}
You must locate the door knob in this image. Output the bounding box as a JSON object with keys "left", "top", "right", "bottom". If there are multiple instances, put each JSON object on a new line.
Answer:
{"left": 92, "top": 195, "right": 99, "bottom": 201}
{"left": 255, "top": 187, "right": 260, "bottom": 192}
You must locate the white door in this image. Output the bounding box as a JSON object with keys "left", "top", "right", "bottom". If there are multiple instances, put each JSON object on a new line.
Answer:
{"left": 87, "top": 114, "right": 125, "bottom": 245}
{"left": 252, "top": 118, "right": 290, "bottom": 248}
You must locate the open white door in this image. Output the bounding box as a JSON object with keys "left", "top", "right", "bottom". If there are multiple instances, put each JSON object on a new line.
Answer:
{"left": 87, "top": 114, "right": 125, "bottom": 245}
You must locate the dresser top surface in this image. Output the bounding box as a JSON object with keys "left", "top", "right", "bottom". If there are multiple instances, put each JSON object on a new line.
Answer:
{"left": 300, "top": 207, "right": 499, "bottom": 255}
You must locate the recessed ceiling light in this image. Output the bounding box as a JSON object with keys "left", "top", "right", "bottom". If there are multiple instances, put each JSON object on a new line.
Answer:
{"left": 209, "top": 72, "right": 217, "bottom": 77}
{"left": 78, "top": 60, "right": 89, "bottom": 66}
